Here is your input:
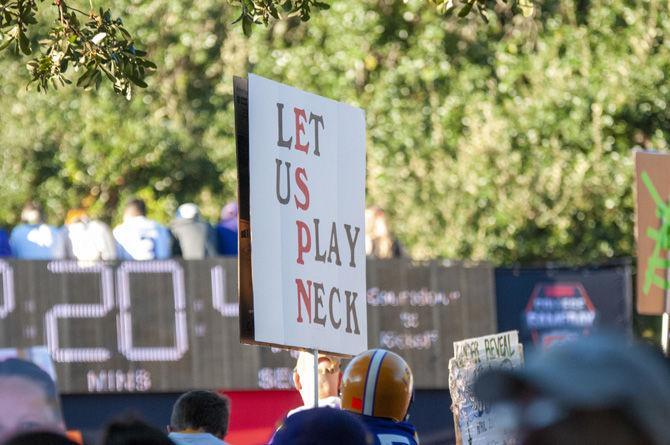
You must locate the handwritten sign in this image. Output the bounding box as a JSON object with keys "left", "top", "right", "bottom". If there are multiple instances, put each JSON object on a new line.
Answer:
{"left": 449, "top": 331, "right": 523, "bottom": 445}
{"left": 236, "top": 74, "right": 367, "bottom": 356}
{"left": 635, "top": 151, "right": 670, "bottom": 315}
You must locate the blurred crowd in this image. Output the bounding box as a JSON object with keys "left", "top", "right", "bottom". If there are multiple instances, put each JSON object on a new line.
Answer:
{"left": 0, "top": 201, "right": 404, "bottom": 262}
{"left": 1, "top": 336, "right": 669, "bottom": 445}
{"left": 0, "top": 200, "right": 239, "bottom": 261}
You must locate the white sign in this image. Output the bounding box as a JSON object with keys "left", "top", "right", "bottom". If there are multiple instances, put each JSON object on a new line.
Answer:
{"left": 248, "top": 74, "right": 367, "bottom": 356}
{"left": 449, "top": 331, "right": 523, "bottom": 445}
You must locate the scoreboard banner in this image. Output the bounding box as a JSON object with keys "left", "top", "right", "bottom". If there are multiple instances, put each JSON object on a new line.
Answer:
{"left": 0, "top": 259, "right": 494, "bottom": 393}
{"left": 236, "top": 74, "right": 367, "bottom": 356}
{"left": 495, "top": 264, "right": 633, "bottom": 348}
{"left": 635, "top": 150, "right": 670, "bottom": 315}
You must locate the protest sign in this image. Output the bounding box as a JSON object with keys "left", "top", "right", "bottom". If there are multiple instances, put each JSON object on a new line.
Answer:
{"left": 635, "top": 151, "right": 670, "bottom": 315}
{"left": 449, "top": 331, "right": 523, "bottom": 445}
{"left": 0, "top": 346, "right": 65, "bottom": 442}
{"left": 235, "top": 74, "right": 367, "bottom": 356}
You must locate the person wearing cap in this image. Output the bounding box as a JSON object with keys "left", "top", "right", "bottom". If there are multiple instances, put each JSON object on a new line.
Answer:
{"left": 272, "top": 407, "right": 373, "bottom": 445}
{"left": 9, "top": 202, "right": 65, "bottom": 260}
{"left": 170, "top": 203, "right": 217, "bottom": 260}
{"left": 287, "top": 352, "right": 342, "bottom": 417}
{"left": 474, "top": 334, "right": 670, "bottom": 445}
{"left": 62, "top": 208, "right": 116, "bottom": 261}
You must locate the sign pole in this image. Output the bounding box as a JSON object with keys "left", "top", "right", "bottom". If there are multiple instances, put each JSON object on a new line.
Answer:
{"left": 313, "top": 349, "right": 319, "bottom": 408}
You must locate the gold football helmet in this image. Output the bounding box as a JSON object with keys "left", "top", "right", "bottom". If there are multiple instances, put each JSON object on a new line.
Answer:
{"left": 340, "top": 349, "right": 414, "bottom": 422}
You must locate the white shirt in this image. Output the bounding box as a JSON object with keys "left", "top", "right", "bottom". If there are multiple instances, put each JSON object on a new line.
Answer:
{"left": 286, "top": 396, "right": 342, "bottom": 417}
{"left": 113, "top": 216, "right": 172, "bottom": 260}
{"left": 64, "top": 220, "right": 117, "bottom": 261}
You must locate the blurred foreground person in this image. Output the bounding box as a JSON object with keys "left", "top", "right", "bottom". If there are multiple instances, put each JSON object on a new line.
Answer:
{"left": 103, "top": 419, "right": 172, "bottom": 445}
{"left": 9, "top": 202, "right": 65, "bottom": 259}
{"left": 63, "top": 209, "right": 116, "bottom": 261}
{"left": 0, "top": 359, "right": 65, "bottom": 442}
{"left": 341, "top": 349, "right": 419, "bottom": 445}
{"left": 272, "top": 408, "right": 373, "bottom": 445}
{"left": 3, "top": 431, "right": 78, "bottom": 445}
{"left": 216, "top": 202, "right": 238, "bottom": 256}
{"left": 170, "top": 203, "right": 217, "bottom": 260}
{"left": 113, "top": 199, "right": 171, "bottom": 260}
{"left": 169, "top": 390, "right": 231, "bottom": 445}
{"left": 474, "top": 335, "right": 670, "bottom": 445}
{"left": 288, "top": 352, "right": 342, "bottom": 416}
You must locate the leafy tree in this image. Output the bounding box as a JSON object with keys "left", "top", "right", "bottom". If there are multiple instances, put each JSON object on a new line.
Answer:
{"left": 0, "top": 0, "right": 534, "bottom": 95}
{"left": 0, "top": 0, "right": 667, "bottom": 269}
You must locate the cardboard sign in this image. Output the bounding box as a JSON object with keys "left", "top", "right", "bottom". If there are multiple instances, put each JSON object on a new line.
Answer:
{"left": 235, "top": 74, "right": 367, "bottom": 356}
{"left": 449, "top": 331, "right": 523, "bottom": 445}
{"left": 635, "top": 151, "right": 670, "bottom": 315}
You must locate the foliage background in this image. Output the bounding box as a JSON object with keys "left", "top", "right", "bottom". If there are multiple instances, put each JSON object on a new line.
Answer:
{"left": 1, "top": 0, "right": 669, "bottom": 267}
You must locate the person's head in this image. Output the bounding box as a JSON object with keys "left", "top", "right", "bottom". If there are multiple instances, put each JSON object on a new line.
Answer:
{"left": 0, "top": 358, "right": 64, "bottom": 442}
{"left": 272, "top": 408, "right": 373, "bottom": 445}
{"left": 293, "top": 352, "right": 341, "bottom": 406}
{"left": 175, "top": 203, "right": 200, "bottom": 221}
{"left": 340, "top": 349, "right": 414, "bottom": 422}
{"left": 220, "top": 202, "right": 238, "bottom": 222}
{"left": 64, "top": 209, "right": 89, "bottom": 225}
{"left": 123, "top": 199, "right": 146, "bottom": 219}
{"left": 474, "top": 334, "right": 670, "bottom": 445}
{"left": 103, "top": 419, "right": 172, "bottom": 445}
{"left": 20, "top": 202, "right": 43, "bottom": 225}
{"left": 4, "top": 431, "right": 77, "bottom": 445}
{"left": 169, "top": 390, "right": 231, "bottom": 440}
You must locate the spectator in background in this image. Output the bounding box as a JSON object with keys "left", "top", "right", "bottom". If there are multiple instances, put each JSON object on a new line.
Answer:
{"left": 216, "top": 202, "right": 238, "bottom": 256}
{"left": 168, "top": 390, "right": 231, "bottom": 445}
{"left": 365, "top": 207, "right": 402, "bottom": 259}
{"left": 63, "top": 209, "right": 116, "bottom": 262}
{"left": 474, "top": 335, "right": 670, "bottom": 445}
{"left": 9, "top": 202, "right": 65, "bottom": 260}
{"left": 113, "top": 199, "right": 171, "bottom": 261}
{"left": 170, "top": 203, "right": 217, "bottom": 260}
{"left": 103, "top": 419, "right": 173, "bottom": 445}
{"left": 0, "top": 228, "right": 11, "bottom": 257}
{"left": 288, "top": 352, "right": 342, "bottom": 417}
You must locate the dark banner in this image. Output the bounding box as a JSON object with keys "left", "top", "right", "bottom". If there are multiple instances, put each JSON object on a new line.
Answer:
{"left": 0, "top": 259, "right": 495, "bottom": 393}
{"left": 495, "top": 263, "right": 633, "bottom": 347}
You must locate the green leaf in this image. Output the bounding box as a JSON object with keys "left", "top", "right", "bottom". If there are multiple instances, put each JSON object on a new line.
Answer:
{"left": 18, "top": 30, "right": 31, "bottom": 55}
{"left": 242, "top": 17, "right": 252, "bottom": 37}
{"left": 0, "top": 38, "right": 13, "bottom": 52}
{"left": 458, "top": 2, "right": 474, "bottom": 17}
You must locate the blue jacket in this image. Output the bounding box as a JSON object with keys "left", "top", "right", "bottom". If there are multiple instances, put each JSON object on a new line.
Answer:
{"left": 357, "top": 415, "right": 419, "bottom": 445}
{"left": 0, "top": 229, "right": 10, "bottom": 256}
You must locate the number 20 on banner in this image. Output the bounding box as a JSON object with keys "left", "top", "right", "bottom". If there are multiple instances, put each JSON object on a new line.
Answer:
{"left": 0, "top": 260, "right": 236, "bottom": 363}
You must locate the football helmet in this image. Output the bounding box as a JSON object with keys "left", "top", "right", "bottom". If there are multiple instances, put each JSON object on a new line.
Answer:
{"left": 340, "top": 349, "right": 414, "bottom": 422}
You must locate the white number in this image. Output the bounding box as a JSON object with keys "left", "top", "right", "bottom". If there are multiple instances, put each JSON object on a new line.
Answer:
{"left": 0, "top": 260, "right": 15, "bottom": 319}
{"left": 116, "top": 261, "right": 188, "bottom": 361}
{"left": 211, "top": 265, "right": 238, "bottom": 317}
{"left": 378, "top": 434, "right": 411, "bottom": 445}
{"left": 45, "top": 261, "right": 114, "bottom": 362}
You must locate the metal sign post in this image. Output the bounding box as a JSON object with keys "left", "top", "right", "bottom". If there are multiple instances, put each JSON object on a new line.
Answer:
{"left": 313, "top": 349, "right": 319, "bottom": 408}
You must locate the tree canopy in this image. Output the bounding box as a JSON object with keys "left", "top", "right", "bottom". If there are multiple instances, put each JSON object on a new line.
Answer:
{"left": 0, "top": 0, "right": 667, "bottom": 266}
{"left": 0, "top": 0, "right": 533, "bottom": 95}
